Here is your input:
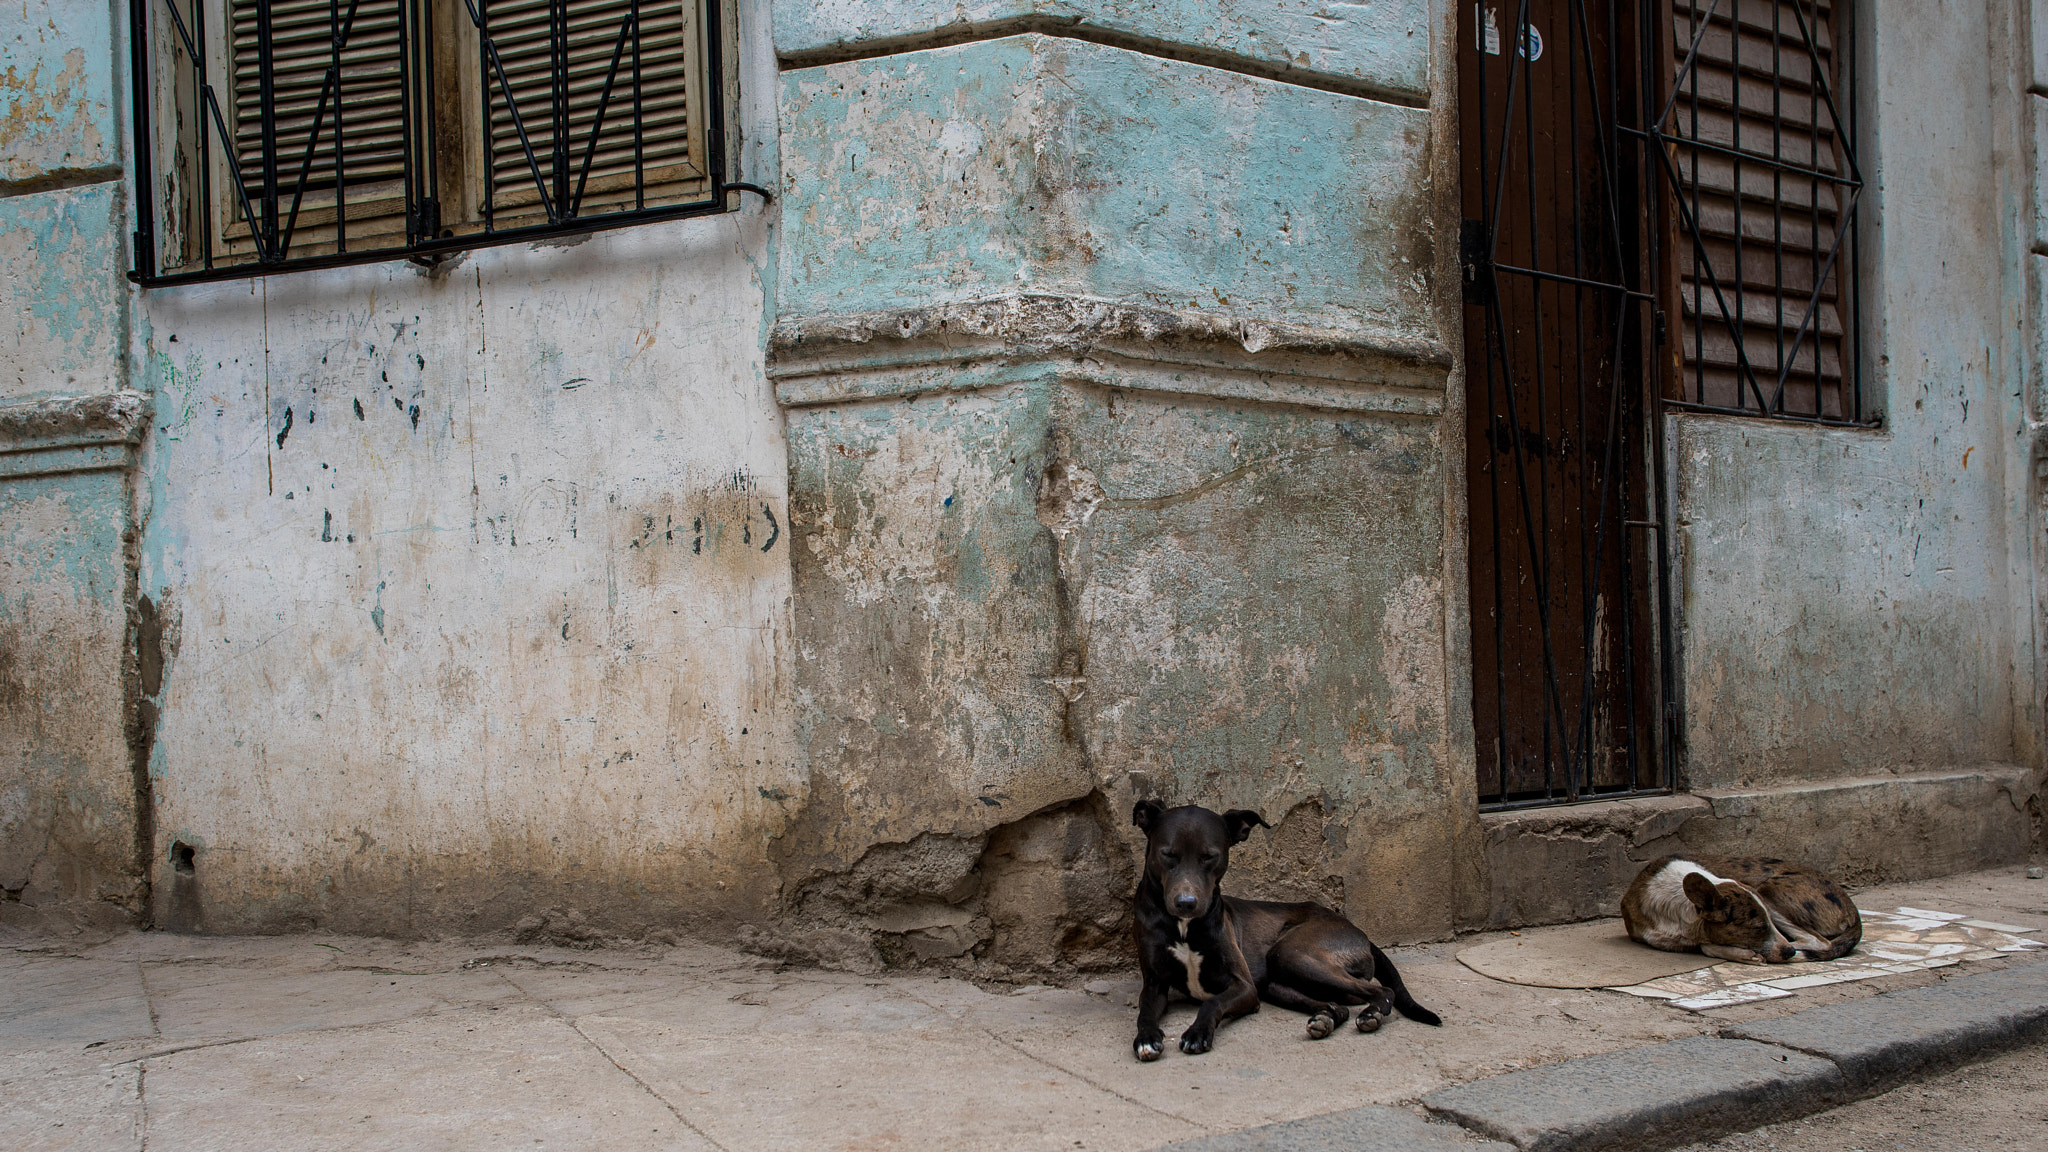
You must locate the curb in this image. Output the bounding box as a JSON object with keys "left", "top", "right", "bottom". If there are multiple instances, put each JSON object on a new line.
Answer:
{"left": 1422, "top": 1036, "right": 1842, "bottom": 1152}
{"left": 1155, "top": 961, "right": 2048, "bottom": 1152}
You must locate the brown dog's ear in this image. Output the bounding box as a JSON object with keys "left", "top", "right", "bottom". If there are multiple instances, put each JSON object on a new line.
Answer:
{"left": 1221, "top": 809, "right": 1270, "bottom": 844}
{"left": 1681, "top": 871, "right": 1718, "bottom": 912}
{"left": 1132, "top": 799, "right": 1166, "bottom": 832}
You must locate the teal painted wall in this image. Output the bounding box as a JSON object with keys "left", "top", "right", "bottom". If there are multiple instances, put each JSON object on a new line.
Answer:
{"left": 1, "top": 0, "right": 119, "bottom": 186}
{"left": 0, "top": 182, "right": 127, "bottom": 401}
{"left": 0, "top": 0, "right": 141, "bottom": 924}
{"left": 779, "top": 35, "right": 1433, "bottom": 333}
{"left": 770, "top": 3, "right": 1470, "bottom": 956}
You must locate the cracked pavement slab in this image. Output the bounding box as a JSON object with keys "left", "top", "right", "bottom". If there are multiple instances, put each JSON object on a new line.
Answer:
{"left": 2, "top": 866, "right": 2045, "bottom": 1151}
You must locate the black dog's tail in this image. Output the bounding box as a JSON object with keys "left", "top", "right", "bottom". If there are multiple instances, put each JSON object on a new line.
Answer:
{"left": 1370, "top": 943, "right": 1442, "bottom": 1026}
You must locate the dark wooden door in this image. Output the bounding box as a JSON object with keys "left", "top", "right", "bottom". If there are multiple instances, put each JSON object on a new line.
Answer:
{"left": 1459, "top": 0, "right": 1673, "bottom": 806}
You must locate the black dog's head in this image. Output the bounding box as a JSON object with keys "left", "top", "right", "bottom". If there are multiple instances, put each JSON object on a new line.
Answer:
{"left": 1132, "top": 801, "right": 1270, "bottom": 920}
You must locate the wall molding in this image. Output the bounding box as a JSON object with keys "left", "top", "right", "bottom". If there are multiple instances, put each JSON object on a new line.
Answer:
{"left": 0, "top": 391, "right": 151, "bottom": 478}
{"left": 770, "top": 293, "right": 1452, "bottom": 415}
{"left": 777, "top": 16, "right": 1429, "bottom": 108}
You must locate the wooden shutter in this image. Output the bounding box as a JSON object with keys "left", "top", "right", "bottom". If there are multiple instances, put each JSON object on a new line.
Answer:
{"left": 480, "top": 0, "right": 706, "bottom": 221}
{"left": 1666, "top": 0, "right": 1855, "bottom": 419}
{"left": 227, "top": 0, "right": 410, "bottom": 247}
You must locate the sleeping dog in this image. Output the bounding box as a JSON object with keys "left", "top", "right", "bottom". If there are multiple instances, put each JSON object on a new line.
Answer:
{"left": 1129, "top": 800, "right": 1440, "bottom": 1060}
{"left": 1621, "top": 855, "right": 1862, "bottom": 964}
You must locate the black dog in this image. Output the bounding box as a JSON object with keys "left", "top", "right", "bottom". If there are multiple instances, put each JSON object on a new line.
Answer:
{"left": 1129, "top": 800, "right": 1440, "bottom": 1060}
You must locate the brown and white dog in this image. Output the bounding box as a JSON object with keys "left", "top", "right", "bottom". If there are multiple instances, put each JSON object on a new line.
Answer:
{"left": 1621, "top": 855, "right": 1861, "bottom": 964}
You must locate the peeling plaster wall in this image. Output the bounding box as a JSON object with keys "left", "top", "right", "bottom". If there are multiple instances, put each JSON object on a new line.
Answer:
{"left": 5, "top": 0, "right": 2042, "bottom": 962}
{"left": 0, "top": 0, "right": 119, "bottom": 188}
{"left": 0, "top": 469, "right": 142, "bottom": 918}
{"left": 778, "top": 35, "right": 1435, "bottom": 331}
{"left": 0, "top": 0, "right": 143, "bottom": 928}
{"left": 1, "top": 182, "right": 128, "bottom": 400}
{"left": 769, "top": 0, "right": 1470, "bottom": 964}
{"left": 1672, "top": 0, "right": 2036, "bottom": 791}
{"left": 133, "top": 216, "right": 793, "bottom": 937}
{"left": 774, "top": 371, "right": 1461, "bottom": 962}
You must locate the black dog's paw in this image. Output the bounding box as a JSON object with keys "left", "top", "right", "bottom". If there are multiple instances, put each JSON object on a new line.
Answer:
{"left": 1178, "top": 1029, "right": 1214, "bottom": 1055}
{"left": 1306, "top": 1011, "right": 1338, "bottom": 1039}
{"left": 1355, "top": 1012, "right": 1383, "bottom": 1033}
{"left": 1134, "top": 1032, "right": 1165, "bottom": 1062}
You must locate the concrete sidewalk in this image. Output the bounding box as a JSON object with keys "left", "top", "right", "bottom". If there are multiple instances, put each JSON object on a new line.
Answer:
{"left": 6, "top": 866, "right": 2046, "bottom": 1152}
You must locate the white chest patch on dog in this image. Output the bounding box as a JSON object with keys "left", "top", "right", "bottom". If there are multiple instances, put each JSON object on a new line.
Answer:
{"left": 1169, "top": 919, "right": 1210, "bottom": 1000}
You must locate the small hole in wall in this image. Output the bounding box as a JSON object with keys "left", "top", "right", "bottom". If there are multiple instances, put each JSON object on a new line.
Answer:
{"left": 172, "top": 842, "right": 196, "bottom": 876}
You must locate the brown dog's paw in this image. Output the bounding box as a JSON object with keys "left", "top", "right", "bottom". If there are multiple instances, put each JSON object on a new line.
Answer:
{"left": 1355, "top": 1012, "right": 1383, "bottom": 1033}
{"left": 1306, "top": 1012, "right": 1338, "bottom": 1039}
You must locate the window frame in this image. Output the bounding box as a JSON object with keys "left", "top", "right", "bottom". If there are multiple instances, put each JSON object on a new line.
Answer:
{"left": 127, "top": 0, "right": 756, "bottom": 286}
{"left": 1650, "top": 0, "right": 1872, "bottom": 427}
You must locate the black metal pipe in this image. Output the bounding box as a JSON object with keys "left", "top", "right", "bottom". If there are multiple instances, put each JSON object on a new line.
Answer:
{"left": 128, "top": 0, "right": 158, "bottom": 280}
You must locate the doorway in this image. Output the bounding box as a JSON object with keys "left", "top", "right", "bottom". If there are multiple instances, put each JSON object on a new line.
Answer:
{"left": 1458, "top": 0, "right": 1676, "bottom": 807}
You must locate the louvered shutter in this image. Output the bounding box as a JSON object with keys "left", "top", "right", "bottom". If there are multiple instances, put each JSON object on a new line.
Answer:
{"left": 227, "top": 0, "right": 410, "bottom": 247}
{"left": 1667, "top": 0, "right": 1856, "bottom": 419}
{"left": 480, "top": 0, "right": 706, "bottom": 221}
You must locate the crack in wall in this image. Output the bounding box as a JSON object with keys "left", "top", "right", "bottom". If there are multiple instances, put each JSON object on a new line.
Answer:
{"left": 760, "top": 788, "right": 1136, "bottom": 979}
{"left": 126, "top": 592, "right": 169, "bottom": 925}
{"left": 1036, "top": 428, "right": 1103, "bottom": 772}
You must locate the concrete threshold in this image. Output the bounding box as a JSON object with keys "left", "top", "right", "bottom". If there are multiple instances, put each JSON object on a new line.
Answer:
{"left": 1165, "top": 962, "right": 2048, "bottom": 1152}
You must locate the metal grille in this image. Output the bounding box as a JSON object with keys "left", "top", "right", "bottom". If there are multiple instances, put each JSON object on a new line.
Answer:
{"left": 481, "top": 0, "right": 703, "bottom": 222}
{"left": 128, "top": 0, "right": 761, "bottom": 286}
{"left": 1653, "top": 0, "right": 1866, "bottom": 423}
{"left": 1462, "top": 0, "right": 1678, "bottom": 809}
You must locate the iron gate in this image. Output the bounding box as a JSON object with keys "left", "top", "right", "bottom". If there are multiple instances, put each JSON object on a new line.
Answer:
{"left": 1461, "top": 0, "right": 1676, "bottom": 808}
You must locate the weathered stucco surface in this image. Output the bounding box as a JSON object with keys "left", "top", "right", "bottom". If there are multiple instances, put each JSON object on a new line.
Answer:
{"left": 775, "top": 373, "right": 1454, "bottom": 964}
{"left": 778, "top": 35, "right": 1435, "bottom": 333}
{"left": 0, "top": 0, "right": 2040, "bottom": 964}
{"left": 0, "top": 468, "right": 143, "bottom": 920}
{"left": 0, "top": 0, "right": 139, "bottom": 931}
{"left": 1, "top": 183, "right": 127, "bottom": 401}
{"left": 1672, "top": 420, "right": 2019, "bottom": 785}
{"left": 1671, "top": 0, "right": 2029, "bottom": 791}
{"left": 132, "top": 220, "right": 796, "bottom": 936}
{"left": 769, "top": 5, "right": 1463, "bottom": 966}
{"left": 0, "top": 0, "right": 117, "bottom": 188}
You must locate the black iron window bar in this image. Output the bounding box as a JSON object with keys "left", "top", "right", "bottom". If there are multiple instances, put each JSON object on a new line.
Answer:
{"left": 127, "top": 0, "right": 766, "bottom": 286}
{"left": 1633, "top": 0, "right": 1868, "bottom": 425}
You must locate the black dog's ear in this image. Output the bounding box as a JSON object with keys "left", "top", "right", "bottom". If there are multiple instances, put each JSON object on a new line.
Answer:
{"left": 1132, "top": 799, "right": 1166, "bottom": 832}
{"left": 1681, "top": 871, "right": 1718, "bottom": 912}
{"left": 1221, "top": 809, "right": 1270, "bottom": 844}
